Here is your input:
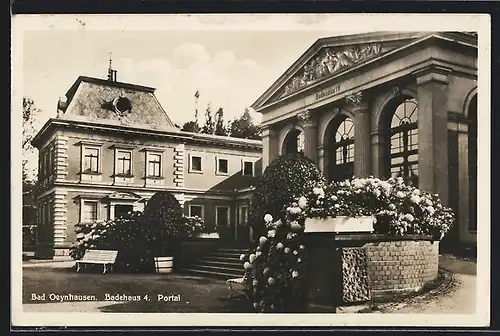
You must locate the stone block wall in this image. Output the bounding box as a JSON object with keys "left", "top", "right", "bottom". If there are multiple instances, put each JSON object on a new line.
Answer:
{"left": 362, "top": 239, "right": 439, "bottom": 299}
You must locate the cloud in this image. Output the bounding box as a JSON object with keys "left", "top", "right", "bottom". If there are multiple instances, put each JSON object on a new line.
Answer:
{"left": 111, "top": 43, "right": 267, "bottom": 126}
{"left": 171, "top": 42, "right": 211, "bottom": 69}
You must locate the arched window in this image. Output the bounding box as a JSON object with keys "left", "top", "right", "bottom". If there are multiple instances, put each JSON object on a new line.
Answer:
{"left": 335, "top": 118, "right": 355, "bottom": 165}
{"left": 390, "top": 98, "right": 419, "bottom": 186}
{"left": 283, "top": 129, "right": 304, "bottom": 154}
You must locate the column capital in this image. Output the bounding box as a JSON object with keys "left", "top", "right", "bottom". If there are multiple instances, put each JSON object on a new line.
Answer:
{"left": 413, "top": 65, "right": 452, "bottom": 86}
{"left": 345, "top": 91, "right": 370, "bottom": 112}
{"left": 260, "top": 125, "right": 277, "bottom": 138}
{"left": 297, "top": 109, "right": 318, "bottom": 128}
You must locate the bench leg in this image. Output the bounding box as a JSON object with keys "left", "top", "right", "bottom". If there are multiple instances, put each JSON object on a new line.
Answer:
{"left": 76, "top": 262, "right": 81, "bottom": 272}
{"left": 103, "top": 264, "right": 107, "bottom": 274}
{"left": 227, "top": 283, "right": 234, "bottom": 299}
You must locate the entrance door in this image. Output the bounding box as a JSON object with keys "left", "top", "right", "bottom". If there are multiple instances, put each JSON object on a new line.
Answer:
{"left": 114, "top": 204, "right": 133, "bottom": 219}
{"left": 237, "top": 205, "right": 250, "bottom": 244}
{"left": 327, "top": 117, "right": 355, "bottom": 182}
{"left": 216, "top": 206, "right": 232, "bottom": 243}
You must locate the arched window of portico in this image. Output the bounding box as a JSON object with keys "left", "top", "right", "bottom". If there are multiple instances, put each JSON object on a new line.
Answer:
{"left": 388, "top": 98, "right": 419, "bottom": 186}
{"left": 324, "top": 115, "right": 355, "bottom": 182}
{"left": 283, "top": 128, "right": 305, "bottom": 154}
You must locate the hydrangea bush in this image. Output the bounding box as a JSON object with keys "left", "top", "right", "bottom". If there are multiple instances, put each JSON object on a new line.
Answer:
{"left": 242, "top": 176, "right": 455, "bottom": 313}
{"left": 69, "top": 209, "right": 206, "bottom": 273}
{"left": 249, "top": 153, "right": 326, "bottom": 239}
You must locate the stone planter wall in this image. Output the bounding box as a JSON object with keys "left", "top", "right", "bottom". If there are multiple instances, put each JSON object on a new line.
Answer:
{"left": 305, "top": 233, "right": 440, "bottom": 307}
{"left": 364, "top": 238, "right": 439, "bottom": 299}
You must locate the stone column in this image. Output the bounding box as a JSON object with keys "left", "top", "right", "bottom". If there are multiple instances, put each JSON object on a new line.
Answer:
{"left": 414, "top": 65, "right": 451, "bottom": 206}
{"left": 456, "top": 122, "right": 471, "bottom": 242}
{"left": 317, "top": 146, "right": 325, "bottom": 174}
{"left": 261, "top": 126, "right": 279, "bottom": 171}
{"left": 346, "top": 92, "right": 371, "bottom": 178}
{"left": 298, "top": 110, "right": 318, "bottom": 164}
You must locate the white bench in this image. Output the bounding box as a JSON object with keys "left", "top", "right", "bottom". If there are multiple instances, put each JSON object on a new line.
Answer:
{"left": 76, "top": 249, "right": 118, "bottom": 274}
{"left": 226, "top": 277, "right": 247, "bottom": 299}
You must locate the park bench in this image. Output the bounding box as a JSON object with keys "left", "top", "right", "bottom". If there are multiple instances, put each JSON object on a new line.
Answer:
{"left": 226, "top": 277, "right": 247, "bottom": 299}
{"left": 76, "top": 249, "right": 118, "bottom": 274}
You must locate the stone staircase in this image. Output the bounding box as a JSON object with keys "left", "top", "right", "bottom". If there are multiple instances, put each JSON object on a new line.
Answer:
{"left": 181, "top": 247, "right": 248, "bottom": 279}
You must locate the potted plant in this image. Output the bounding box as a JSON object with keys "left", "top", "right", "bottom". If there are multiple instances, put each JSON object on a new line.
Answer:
{"left": 141, "top": 191, "right": 184, "bottom": 274}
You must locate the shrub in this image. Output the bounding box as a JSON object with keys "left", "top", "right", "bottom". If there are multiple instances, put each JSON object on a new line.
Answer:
{"left": 69, "top": 211, "right": 153, "bottom": 272}
{"left": 241, "top": 209, "right": 309, "bottom": 313}
{"left": 300, "top": 176, "right": 455, "bottom": 240}
{"left": 141, "top": 191, "right": 184, "bottom": 256}
{"left": 249, "top": 153, "right": 326, "bottom": 237}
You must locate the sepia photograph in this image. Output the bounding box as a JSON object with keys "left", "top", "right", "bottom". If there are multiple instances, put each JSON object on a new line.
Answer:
{"left": 11, "top": 13, "right": 490, "bottom": 327}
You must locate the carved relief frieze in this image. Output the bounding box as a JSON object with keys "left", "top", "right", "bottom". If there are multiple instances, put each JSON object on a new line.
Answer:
{"left": 272, "top": 42, "right": 383, "bottom": 102}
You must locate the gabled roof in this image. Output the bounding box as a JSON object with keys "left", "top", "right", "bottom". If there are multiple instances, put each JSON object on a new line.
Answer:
{"left": 58, "top": 76, "right": 177, "bottom": 131}
{"left": 250, "top": 31, "right": 477, "bottom": 112}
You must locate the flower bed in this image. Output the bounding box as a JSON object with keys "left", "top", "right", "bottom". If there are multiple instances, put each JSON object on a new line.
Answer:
{"left": 241, "top": 176, "right": 455, "bottom": 312}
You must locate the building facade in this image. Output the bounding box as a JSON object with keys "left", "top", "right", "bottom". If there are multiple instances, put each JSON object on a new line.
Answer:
{"left": 32, "top": 75, "right": 262, "bottom": 258}
{"left": 251, "top": 32, "right": 478, "bottom": 245}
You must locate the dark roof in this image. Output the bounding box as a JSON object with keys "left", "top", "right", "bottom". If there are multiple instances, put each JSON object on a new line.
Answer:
{"left": 60, "top": 76, "right": 175, "bottom": 131}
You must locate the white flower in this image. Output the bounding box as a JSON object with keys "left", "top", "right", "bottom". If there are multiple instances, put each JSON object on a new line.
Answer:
{"left": 396, "top": 191, "right": 406, "bottom": 198}
{"left": 298, "top": 196, "right": 308, "bottom": 209}
{"left": 353, "top": 179, "right": 364, "bottom": 189}
{"left": 425, "top": 199, "right": 433, "bottom": 206}
{"left": 267, "top": 229, "right": 276, "bottom": 238}
{"left": 374, "top": 189, "right": 381, "bottom": 198}
{"left": 252, "top": 279, "right": 258, "bottom": 286}
{"left": 284, "top": 247, "right": 290, "bottom": 254}
{"left": 268, "top": 277, "right": 275, "bottom": 285}
{"left": 263, "top": 267, "right": 270, "bottom": 275}
{"left": 76, "top": 233, "right": 84, "bottom": 239}
{"left": 299, "top": 245, "right": 305, "bottom": 249}
{"left": 255, "top": 251, "right": 262, "bottom": 257}
{"left": 243, "top": 262, "right": 251, "bottom": 269}
{"left": 239, "top": 254, "right": 245, "bottom": 261}
{"left": 388, "top": 203, "right": 396, "bottom": 210}
{"left": 249, "top": 254, "right": 256, "bottom": 263}
{"left": 410, "top": 195, "right": 421, "bottom": 204}
{"left": 293, "top": 250, "right": 298, "bottom": 255}
{"left": 334, "top": 204, "right": 340, "bottom": 209}
{"left": 274, "top": 220, "right": 283, "bottom": 227}
{"left": 330, "top": 195, "right": 338, "bottom": 202}
{"left": 292, "top": 271, "right": 299, "bottom": 278}
{"left": 297, "top": 258, "right": 302, "bottom": 263}
{"left": 276, "top": 242, "right": 284, "bottom": 249}
{"left": 426, "top": 206, "right": 436, "bottom": 215}
{"left": 259, "top": 236, "right": 267, "bottom": 245}
{"left": 405, "top": 214, "right": 415, "bottom": 222}
{"left": 264, "top": 214, "right": 273, "bottom": 223}
{"left": 412, "top": 189, "right": 421, "bottom": 196}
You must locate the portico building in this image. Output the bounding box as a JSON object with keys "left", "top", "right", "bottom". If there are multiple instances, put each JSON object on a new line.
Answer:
{"left": 252, "top": 32, "right": 478, "bottom": 245}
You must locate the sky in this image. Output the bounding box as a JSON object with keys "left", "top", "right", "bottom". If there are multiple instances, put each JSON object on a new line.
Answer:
{"left": 23, "top": 27, "right": 341, "bottom": 131}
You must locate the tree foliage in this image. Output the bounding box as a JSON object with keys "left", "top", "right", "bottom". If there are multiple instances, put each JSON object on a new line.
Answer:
{"left": 228, "top": 108, "right": 261, "bottom": 140}
{"left": 249, "top": 153, "right": 326, "bottom": 237}
{"left": 22, "top": 97, "right": 39, "bottom": 181}
{"left": 181, "top": 120, "right": 201, "bottom": 133}
{"left": 215, "top": 107, "right": 228, "bottom": 136}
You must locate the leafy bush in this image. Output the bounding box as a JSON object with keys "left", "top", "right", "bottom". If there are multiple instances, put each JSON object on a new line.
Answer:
{"left": 69, "top": 211, "right": 153, "bottom": 272}
{"left": 300, "top": 176, "right": 455, "bottom": 240}
{"left": 249, "top": 153, "right": 326, "bottom": 237}
{"left": 241, "top": 209, "right": 309, "bottom": 313}
{"left": 141, "top": 191, "right": 184, "bottom": 256}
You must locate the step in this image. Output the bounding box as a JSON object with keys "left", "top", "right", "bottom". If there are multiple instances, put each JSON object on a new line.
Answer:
{"left": 198, "top": 260, "right": 243, "bottom": 268}
{"left": 188, "top": 264, "right": 245, "bottom": 275}
{"left": 181, "top": 268, "right": 244, "bottom": 280}
{"left": 210, "top": 252, "right": 243, "bottom": 258}
{"left": 203, "top": 256, "right": 243, "bottom": 263}
{"left": 217, "top": 248, "right": 249, "bottom": 253}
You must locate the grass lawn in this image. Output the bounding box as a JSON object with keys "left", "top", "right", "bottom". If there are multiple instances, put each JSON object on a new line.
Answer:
{"left": 22, "top": 266, "right": 253, "bottom": 313}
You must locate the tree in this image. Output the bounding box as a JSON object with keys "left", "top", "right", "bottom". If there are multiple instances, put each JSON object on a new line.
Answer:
{"left": 202, "top": 102, "right": 215, "bottom": 135}
{"left": 181, "top": 121, "right": 201, "bottom": 133}
{"left": 228, "top": 108, "right": 261, "bottom": 140}
{"left": 214, "top": 107, "right": 228, "bottom": 136}
{"left": 23, "top": 97, "right": 39, "bottom": 181}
